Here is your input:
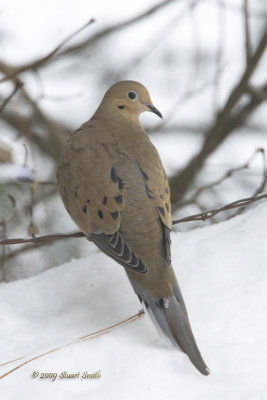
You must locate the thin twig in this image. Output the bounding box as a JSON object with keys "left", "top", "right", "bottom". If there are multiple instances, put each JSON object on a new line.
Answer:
{"left": 0, "top": 357, "right": 23, "bottom": 368}
{"left": 170, "top": 27, "right": 267, "bottom": 205}
{"left": 17, "top": 178, "right": 57, "bottom": 186}
{"left": 0, "top": 19, "right": 95, "bottom": 82}
{"left": 0, "top": 79, "right": 23, "bottom": 113}
{"left": 0, "top": 310, "right": 144, "bottom": 379}
{"left": 253, "top": 148, "right": 267, "bottom": 196}
{"left": 172, "top": 193, "right": 267, "bottom": 224}
{"left": 244, "top": 0, "right": 252, "bottom": 65}
{"left": 213, "top": 0, "right": 225, "bottom": 111}
{"left": 231, "top": 148, "right": 267, "bottom": 218}
{"left": 148, "top": 74, "right": 224, "bottom": 134}
{"left": 0, "top": 219, "right": 7, "bottom": 281}
{"left": 0, "top": 0, "right": 178, "bottom": 81}
{"left": 0, "top": 194, "right": 266, "bottom": 246}
{"left": 179, "top": 148, "right": 266, "bottom": 207}
{"left": 57, "top": 0, "right": 178, "bottom": 60}
{"left": 0, "top": 232, "right": 85, "bottom": 246}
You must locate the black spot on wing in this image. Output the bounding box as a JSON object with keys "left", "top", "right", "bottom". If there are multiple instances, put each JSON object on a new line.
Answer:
{"left": 82, "top": 206, "right": 87, "bottom": 214}
{"left": 165, "top": 203, "right": 169, "bottom": 212}
{"left": 110, "top": 167, "right": 124, "bottom": 189}
{"left": 145, "top": 183, "right": 153, "bottom": 193}
{"left": 102, "top": 196, "right": 107, "bottom": 205}
{"left": 87, "top": 199, "right": 91, "bottom": 204}
{"left": 117, "top": 176, "right": 124, "bottom": 189}
{"left": 139, "top": 166, "right": 149, "bottom": 181}
{"left": 98, "top": 210, "right": 103, "bottom": 219}
{"left": 146, "top": 191, "right": 154, "bottom": 199}
{"left": 158, "top": 206, "right": 165, "bottom": 217}
{"left": 114, "top": 195, "right": 123, "bottom": 204}
{"left": 110, "top": 211, "right": 119, "bottom": 220}
{"left": 145, "top": 183, "right": 154, "bottom": 199}
{"left": 111, "top": 167, "right": 117, "bottom": 183}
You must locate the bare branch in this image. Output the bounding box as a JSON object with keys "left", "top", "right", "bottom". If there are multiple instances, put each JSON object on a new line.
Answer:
{"left": 0, "top": 79, "right": 23, "bottom": 113}
{"left": 244, "top": 0, "right": 252, "bottom": 65}
{"left": 180, "top": 148, "right": 266, "bottom": 207}
{"left": 169, "top": 27, "right": 267, "bottom": 205}
{"left": 57, "top": 0, "right": 179, "bottom": 60}
{"left": 0, "top": 194, "right": 266, "bottom": 247}
{"left": 0, "top": 357, "right": 23, "bottom": 368}
{"left": 0, "top": 232, "right": 85, "bottom": 246}
{"left": 148, "top": 75, "right": 221, "bottom": 134}
{"left": 1, "top": 178, "right": 57, "bottom": 186}
{"left": 172, "top": 193, "right": 267, "bottom": 224}
{"left": 252, "top": 148, "right": 267, "bottom": 196}
{"left": 0, "top": 85, "right": 70, "bottom": 160}
{"left": 0, "top": 19, "right": 95, "bottom": 81}
{"left": 0, "top": 0, "right": 179, "bottom": 82}
{"left": 213, "top": 0, "right": 225, "bottom": 111}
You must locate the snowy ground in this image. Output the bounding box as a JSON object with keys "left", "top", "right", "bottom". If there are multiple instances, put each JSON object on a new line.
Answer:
{"left": 0, "top": 201, "right": 266, "bottom": 399}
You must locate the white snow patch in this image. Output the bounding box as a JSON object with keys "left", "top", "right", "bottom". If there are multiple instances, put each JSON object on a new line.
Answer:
{"left": 0, "top": 202, "right": 266, "bottom": 398}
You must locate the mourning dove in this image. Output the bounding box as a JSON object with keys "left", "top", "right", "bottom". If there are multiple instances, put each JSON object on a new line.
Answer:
{"left": 57, "top": 81, "right": 209, "bottom": 375}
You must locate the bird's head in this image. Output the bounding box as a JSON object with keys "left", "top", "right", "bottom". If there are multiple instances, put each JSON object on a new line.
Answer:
{"left": 98, "top": 80, "right": 162, "bottom": 122}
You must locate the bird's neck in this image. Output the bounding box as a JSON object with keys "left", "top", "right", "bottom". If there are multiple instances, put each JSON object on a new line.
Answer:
{"left": 93, "top": 105, "right": 142, "bottom": 130}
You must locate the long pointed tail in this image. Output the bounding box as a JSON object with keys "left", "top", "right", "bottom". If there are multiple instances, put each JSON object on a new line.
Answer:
{"left": 136, "top": 282, "right": 209, "bottom": 376}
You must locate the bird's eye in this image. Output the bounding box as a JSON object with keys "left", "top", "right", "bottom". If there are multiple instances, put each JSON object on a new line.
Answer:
{"left": 128, "top": 91, "right": 137, "bottom": 100}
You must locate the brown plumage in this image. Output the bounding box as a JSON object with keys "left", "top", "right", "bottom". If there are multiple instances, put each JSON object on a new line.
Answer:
{"left": 57, "top": 80, "right": 209, "bottom": 375}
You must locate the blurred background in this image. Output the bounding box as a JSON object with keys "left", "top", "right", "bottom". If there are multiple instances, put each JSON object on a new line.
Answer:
{"left": 0, "top": 0, "right": 266, "bottom": 281}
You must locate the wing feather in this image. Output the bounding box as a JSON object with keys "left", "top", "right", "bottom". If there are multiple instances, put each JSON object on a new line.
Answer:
{"left": 91, "top": 231, "right": 147, "bottom": 273}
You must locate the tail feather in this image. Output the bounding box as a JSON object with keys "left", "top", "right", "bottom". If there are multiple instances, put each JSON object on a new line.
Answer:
{"left": 164, "top": 296, "right": 209, "bottom": 375}
{"left": 135, "top": 283, "right": 209, "bottom": 376}
{"left": 172, "top": 281, "right": 189, "bottom": 319}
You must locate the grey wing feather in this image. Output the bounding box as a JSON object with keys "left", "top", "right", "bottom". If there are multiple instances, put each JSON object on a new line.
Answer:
{"left": 163, "top": 224, "right": 171, "bottom": 265}
{"left": 91, "top": 231, "right": 147, "bottom": 273}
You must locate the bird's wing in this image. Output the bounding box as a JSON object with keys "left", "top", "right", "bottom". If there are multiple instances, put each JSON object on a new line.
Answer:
{"left": 147, "top": 170, "right": 172, "bottom": 229}
{"left": 57, "top": 130, "right": 147, "bottom": 273}
{"left": 90, "top": 159, "right": 172, "bottom": 270}
{"left": 136, "top": 159, "right": 172, "bottom": 264}
{"left": 57, "top": 129, "right": 125, "bottom": 236}
{"left": 90, "top": 231, "right": 147, "bottom": 273}
{"left": 58, "top": 127, "right": 172, "bottom": 272}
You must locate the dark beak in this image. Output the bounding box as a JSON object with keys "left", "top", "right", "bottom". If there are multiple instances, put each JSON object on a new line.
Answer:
{"left": 145, "top": 104, "right": 163, "bottom": 119}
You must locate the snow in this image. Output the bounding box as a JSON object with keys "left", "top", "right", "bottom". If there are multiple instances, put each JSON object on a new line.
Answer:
{"left": 0, "top": 202, "right": 266, "bottom": 399}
